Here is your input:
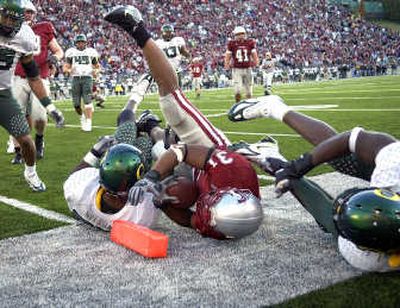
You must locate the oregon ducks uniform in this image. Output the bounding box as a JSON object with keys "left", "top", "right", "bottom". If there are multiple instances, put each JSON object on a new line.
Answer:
{"left": 65, "top": 46, "right": 99, "bottom": 108}
{"left": 0, "top": 23, "right": 39, "bottom": 137}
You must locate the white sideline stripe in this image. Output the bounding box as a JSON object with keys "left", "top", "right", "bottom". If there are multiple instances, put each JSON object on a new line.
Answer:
{"left": 0, "top": 195, "right": 75, "bottom": 224}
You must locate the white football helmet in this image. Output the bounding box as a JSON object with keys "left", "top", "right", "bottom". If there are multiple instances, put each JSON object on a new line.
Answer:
{"left": 195, "top": 188, "right": 264, "bottom": 239}
{"left": 233, "top": 26, "right": 246, "bottom": 36}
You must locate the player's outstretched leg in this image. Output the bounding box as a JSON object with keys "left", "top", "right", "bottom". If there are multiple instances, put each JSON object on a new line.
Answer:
{"left": 105, "top": 6, "right": 229, "bottom": 148}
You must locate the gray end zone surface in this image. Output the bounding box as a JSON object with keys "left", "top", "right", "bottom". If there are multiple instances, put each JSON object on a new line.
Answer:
{"left": 0, "top": 173, "right": 368, "bottom": 307}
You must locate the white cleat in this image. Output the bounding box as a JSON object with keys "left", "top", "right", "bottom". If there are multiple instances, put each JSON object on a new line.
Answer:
{"left": 229, "top": 136, "right": 286, "bottom": 162}
{"left": 228, "top": 95, "right": 288, "bottom": 122}
{"left": 6, "top": 138, "right": 15, "bottom": 154}
{"left": 24, "top": 170, "right": 46, "bottom": 192}
{"left": 82, "top": 118, "right": 92, "bottom": 132}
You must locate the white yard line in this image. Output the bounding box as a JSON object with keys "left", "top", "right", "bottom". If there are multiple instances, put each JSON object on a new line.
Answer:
{"left": 0, "top": 195, "right": 75, "bottom": 224}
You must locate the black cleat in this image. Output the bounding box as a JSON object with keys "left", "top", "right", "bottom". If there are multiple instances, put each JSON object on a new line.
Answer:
{"left": 49, "top": 109, "right": 65, "bottom": 128}
{"left": 104, "top": 5, "right": 144, "bottom": 33}
{"left": 11, "top": 152, "right": 23, "bottom": 164}
{"left": 136, "top": 110, "right": 161, "bottom": 134}
{"left": 35, "top": 136, "right": 45, "bottom": 159}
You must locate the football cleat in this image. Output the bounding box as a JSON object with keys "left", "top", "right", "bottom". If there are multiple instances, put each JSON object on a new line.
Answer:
{"left": 136, "top": 110, "right": 161, "bottom": 134}
{"left": 6, "top": 137, "right": 14, "bottom": 154}
{"left": 229, "top": 135, "right": 286, "bottom": 162}
{"left": 24, "top": 170, "right": 46, "bottom": 192}
{"left": 35, "top": 136, "right": 45, "bottom": 159}
{"left": 49, "top": 109, "right": 65, "bottom": 128}
{"left": 81, "top": 118, "right": 92, "bottom": 132}
{"left": 227, "top": 95, "right": 285, "bottom": 122}
{"left": 104, "top": 5, "right": 143, "bottom": 32}
{"left": 11, "top": 152, "right": 23, "bottom": 164}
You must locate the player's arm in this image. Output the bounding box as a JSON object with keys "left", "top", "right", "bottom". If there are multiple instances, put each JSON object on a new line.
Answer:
{"left": 267, "top": 128, "right": 397, "bottom": 196}
{"left": 179, "top": 45, "right": 191, "bottom": 62}
{"left": 48, "top": 38, "right": 64, "bottom": 61}
{"left": 92, "top": 58, "right": 100, "bottom": 78}
{"left": 62, "top": 56, "right": 73, "bottom": 75}
{"left": 128, "top": 145, "right": 213, "bottom": 228}
{"left": 309, "top": 128, "right": 396, "bottom": 166}
{"left": 251, "top": 49, "right": 259, "bottom": 67}
{"left": 152, "top": 144, "right": 212, "bottom": 179}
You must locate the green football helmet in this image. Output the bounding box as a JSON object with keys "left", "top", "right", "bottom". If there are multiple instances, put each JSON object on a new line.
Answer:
{"left": 99, "top": 144, "right": 145, "bottom": 195}
{"left": 74, "top": 33, "right": 87, "bottom": 50}
{"left": 334, "top": 188, "right": 400, "bottom": 252}
{"left": 161, "top": 24, "right": 174, "bottom": 41}
{"left": 0, "top": 0, "right": 24, "bottom": 38}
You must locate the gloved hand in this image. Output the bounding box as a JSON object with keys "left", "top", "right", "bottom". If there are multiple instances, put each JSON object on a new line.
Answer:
{"left": 47, "top": 54, "right": 59, "bottom": 67}
{"left": 127, "top": 171, "right": 178, "bottom": 208}
{"left": 271, "top": 153, "right": 314, "bottom": 198}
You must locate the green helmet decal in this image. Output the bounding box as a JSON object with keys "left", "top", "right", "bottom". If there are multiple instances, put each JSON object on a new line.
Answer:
{"left": 99, "top": 144, "right": 145, "bottom": 194}
{"left": 0, "top": 0, "right": 24, "bottom": 38}
{"left": 334, "top": 188, "right": 400, "bottom": 252}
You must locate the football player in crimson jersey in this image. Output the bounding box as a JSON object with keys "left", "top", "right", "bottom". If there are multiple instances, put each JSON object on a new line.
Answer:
{"left": 189, "top": 57, "right": 204, "bottom": 98}
{"left": 105, "top": 6, "right": 263, "bottom": 240}
{"left": 224, "top": 26, "right": 259, "bottom": 103}
{"left": 10, "top": 0, "right": 64, "bottom": 162}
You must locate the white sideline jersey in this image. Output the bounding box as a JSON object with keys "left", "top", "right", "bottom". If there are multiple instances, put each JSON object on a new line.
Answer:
{"left": 155, "top": 37, "right": 186, "bottom": 72}
{"left": 0, "top": 23, "right": 39, "bottom": 89}
{"left": 65, "top": 47, "right": 99, "bottom": 77}
{"left": 338, "top": 141, "right": 400, "bottom": 272}
{"left": 63, "top": 167, "right": 160, "bottom": 231}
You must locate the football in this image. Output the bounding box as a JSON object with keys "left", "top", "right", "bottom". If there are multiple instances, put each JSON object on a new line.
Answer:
{"left": 165, "top": 176, "right": 199, "bottom": 209}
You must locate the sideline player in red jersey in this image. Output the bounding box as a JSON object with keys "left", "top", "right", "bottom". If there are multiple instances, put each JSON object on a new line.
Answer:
{"left": 224, "top": 26, "right": 259, "bottom": 103}
{"left": 189, "top": 57, "right": 204, "bottom": 98}
{"left": 104, "top": 6, "right": 264, "bottom": 240}
{"left": 10, "top": 0, "right": 64, "bottom": 163}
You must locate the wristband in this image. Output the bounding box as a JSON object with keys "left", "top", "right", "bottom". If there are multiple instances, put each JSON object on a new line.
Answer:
{"left": 83, "top": 151, "right": 99, "bottom": 167}
{"left": 145, "top": 169, "right": 161, "bottom": 182}
{"left": 349, "top": 127, "right": 364, "bottom": 153}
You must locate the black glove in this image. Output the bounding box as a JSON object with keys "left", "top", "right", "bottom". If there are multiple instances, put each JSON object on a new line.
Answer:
{"left": 47, "top": 54, "right": 59, "bottom": 67}
{"left": 261, "top": 157, "right": 289, "bottom": 176}
{"left": 273, "top": 153, "right": 314, "bottom": 197}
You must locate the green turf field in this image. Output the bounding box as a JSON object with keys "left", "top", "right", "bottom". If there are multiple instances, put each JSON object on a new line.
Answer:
{"left": 1, "top": 75, "right": 399, "bottom": 305}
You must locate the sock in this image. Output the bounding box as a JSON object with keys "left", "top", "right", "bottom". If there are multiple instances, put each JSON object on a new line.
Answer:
{"left": 35, "top": 134, "right": 43, "bottom": 142}
{"left": 25, "top": 164, "right": 36, "bottom": 175}
{"left": 131, "top": 23, "right": 151, "bottom": 48}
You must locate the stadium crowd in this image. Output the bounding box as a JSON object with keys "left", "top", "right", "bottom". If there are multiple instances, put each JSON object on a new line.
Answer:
{"left": 35, "top": 0, "right": 400, "bottom": 82}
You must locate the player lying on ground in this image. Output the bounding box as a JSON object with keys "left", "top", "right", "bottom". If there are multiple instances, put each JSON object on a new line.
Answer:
{"left": 63, "top": 76, "right": 162, "bottom": 230}
{"left": 104, "top": 5, "right": 264, "bottom": 240}
{"left": 228, "top": 95, "right": 400, "bottom": 271}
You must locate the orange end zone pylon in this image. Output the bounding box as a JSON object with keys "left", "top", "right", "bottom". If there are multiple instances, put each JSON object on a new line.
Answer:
{"left": 110, "top": 220, "right": 168, "bottom": 258}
